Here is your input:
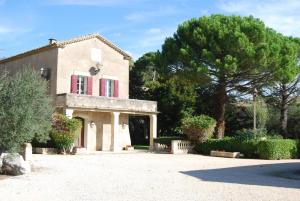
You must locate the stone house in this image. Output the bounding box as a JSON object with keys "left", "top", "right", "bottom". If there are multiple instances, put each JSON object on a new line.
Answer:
{"left": 0, "top": 33, "right": 158, "bottom": 152}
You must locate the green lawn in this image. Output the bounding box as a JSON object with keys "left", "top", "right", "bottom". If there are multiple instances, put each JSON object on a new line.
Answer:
{"left": 133, "top": 145, "right": 149, "bottom": 150}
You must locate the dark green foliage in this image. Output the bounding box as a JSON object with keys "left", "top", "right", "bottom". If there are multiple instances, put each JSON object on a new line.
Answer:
{"left": 194, "top": 138, "right": 259, "bottom": 158}
{"left": 195, "top": 138, "right": 299, "bottom": 159}
{"left": 288, "top": 103, "right": 300, "bottom": 139}
{"left": 182, "top": 115, "right": 216, "bottom": 142}
{"left": 50, "top": 114, "right": 81, "bottom": 152}
{"left": 0, "top": 68, "right": 53, "bottom": 153}
{"left": 161, "top": 14, "right": 282, "bottom": 138}
{"left": 257, "top": 139, "right": 299, "bottom": 159}
{"left": 225, "top": 103, "right": 252, "bottom": 135}
{"left": 154, "top": 136, "right": 186, "bottom": 146}
{"left": 129, "top": 52, "right": 197, "bottom": 137}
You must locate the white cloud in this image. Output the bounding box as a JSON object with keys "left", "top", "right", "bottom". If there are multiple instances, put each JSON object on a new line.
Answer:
{"left": 125, "top": 6, "right": 180, "bottom": 22}
{"left": 0, "top": 26, "right": 13, "bottom": 34}
{"left": 218, "top": 0, "right": 300, "bottom": 37}
{"left": 127, "top": 27, "right": 175, "bottom": 59}
{"left": 47, "top": 0, "right": 145, "bottom": 6}
{"left": 146, "top": 28, "right": 161, "bottom": 34}
{"left": 139, "top": 27, "right": 174, "bottom": 48}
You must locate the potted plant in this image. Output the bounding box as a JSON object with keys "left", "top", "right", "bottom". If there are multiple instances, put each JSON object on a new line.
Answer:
{"left": 182, "top": 115, "right": 216, "bottom": 142}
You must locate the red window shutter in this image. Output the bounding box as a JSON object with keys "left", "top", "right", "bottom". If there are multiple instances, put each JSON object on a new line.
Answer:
{"left": 113, "top": 80, "right": 119, "bottom": 97}
{"left": 87, "top": 76, "right": 93, "bottom": 95}
{"left": 71, "top": 75, "right": 77, "bottom": 93}
{"left": 100, "top": 79, "right": 106, "bottom": 96}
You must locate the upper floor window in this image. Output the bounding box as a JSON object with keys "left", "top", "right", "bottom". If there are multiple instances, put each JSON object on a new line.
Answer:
{"left": 100, "top": 78, "right": 119, "bottom": 97}
{"left": 77, "top": 76, "right": 87, "bottom": 94}
{"left": 105, "top": 79, "right": 114, "bottom": 97}
{"left": 71, "top": 75, "right": 93, "bottom": 95}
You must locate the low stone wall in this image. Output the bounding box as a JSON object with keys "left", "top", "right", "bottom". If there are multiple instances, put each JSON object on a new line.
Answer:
{"left": 171, "top": 140, "right": 193, "bottom": 154}
{"left": 33, "top": 147, "right": 58, "bottom": 154}
{"left": 154, "top": 140, "right": 193, "bottom": 154}
{"left": 21, "top": 143, "right": 32, "bottom": 161}
{"left": 210, "top": 150, "right": 240, "bottom": 158}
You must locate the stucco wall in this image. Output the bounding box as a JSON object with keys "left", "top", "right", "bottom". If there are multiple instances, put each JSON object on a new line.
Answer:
{"left": 0, "top": 48, "right": 58, "bottom": 96}
{"left": 73, "top": 111, "right": 131, "bottom": 151}
{"left": 57, "top": 38, "right": 129, "bottom": 99}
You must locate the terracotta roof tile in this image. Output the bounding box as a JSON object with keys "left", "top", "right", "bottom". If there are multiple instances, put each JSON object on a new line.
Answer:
{"left": 0, "top": 33, "right": 131, "bottom": 64}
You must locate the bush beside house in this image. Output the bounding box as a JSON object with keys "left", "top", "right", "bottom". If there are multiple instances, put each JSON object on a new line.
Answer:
{"left": 50, "top": 114, "right": 82, "bottom": 154}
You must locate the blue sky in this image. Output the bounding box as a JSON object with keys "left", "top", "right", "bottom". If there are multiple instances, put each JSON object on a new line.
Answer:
{"left": 0, "top": 0, "right": 300, "bottom": 60}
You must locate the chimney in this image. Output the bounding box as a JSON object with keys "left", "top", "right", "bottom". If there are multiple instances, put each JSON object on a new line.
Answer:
{"left": 48, "top": 38, "right": 57, "bottom": 45}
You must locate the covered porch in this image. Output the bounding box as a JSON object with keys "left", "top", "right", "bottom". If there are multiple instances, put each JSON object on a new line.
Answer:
{"left": 56, "top": 93, "right": 158, "bottom": 151}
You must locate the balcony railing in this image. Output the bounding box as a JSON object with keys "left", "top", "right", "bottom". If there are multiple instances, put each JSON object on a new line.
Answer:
{"left": 56, "top": 93, "right": 158, "bottom": 114}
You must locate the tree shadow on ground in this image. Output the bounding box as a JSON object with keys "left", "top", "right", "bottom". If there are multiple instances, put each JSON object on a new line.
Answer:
{"left": 181, "top": 162, "right": 300, "bottom": 189}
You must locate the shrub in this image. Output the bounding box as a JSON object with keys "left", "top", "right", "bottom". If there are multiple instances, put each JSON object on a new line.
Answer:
{"left": 182, "top": 115, "right": 216, "bottom": 142}
{"left": 257, "top": 139, "right": 299, "bottom": 160}
{"left": 194, "top": 138, "right": 259, "bottom": 158}
{"left": 50, "top": 114, "right": 81, "bottom": 153}
{"left": 195, "top": 138, "right": 299, "bottom": 159}
{"left": 0, "top": 68, "right": 53, "bottom": 153}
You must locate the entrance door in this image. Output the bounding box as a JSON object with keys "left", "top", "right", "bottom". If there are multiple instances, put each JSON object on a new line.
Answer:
{"left": 75, "top": 117, "right": 85, "bottom": 148}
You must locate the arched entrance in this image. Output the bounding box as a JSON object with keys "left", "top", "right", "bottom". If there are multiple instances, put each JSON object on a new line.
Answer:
{"left": 74, "top": 117, "right": 85, "bottom": 148}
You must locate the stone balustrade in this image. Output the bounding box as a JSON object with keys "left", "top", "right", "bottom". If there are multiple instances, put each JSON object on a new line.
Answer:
{"left": 56, "top": 93, "right": 158, "bottom": 114}
{"left": 171, "top": 140, "right": 193, "bottom": 154}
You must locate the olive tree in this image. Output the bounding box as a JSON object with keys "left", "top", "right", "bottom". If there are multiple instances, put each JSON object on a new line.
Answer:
{"left": 0, "top": 68, "right": 53, "bottom": 153}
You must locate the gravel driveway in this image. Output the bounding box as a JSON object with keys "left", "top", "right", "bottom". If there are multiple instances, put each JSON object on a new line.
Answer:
{"left": 0, "top": 152, "right": 299, "bottom": 201}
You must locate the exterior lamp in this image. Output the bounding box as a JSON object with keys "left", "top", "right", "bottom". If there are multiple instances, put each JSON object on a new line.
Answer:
{"left": 90, "top": 121, "right": 95, "bottom": 128}
{"left": 40, "top": 67, "right": 50, "bottom": 80}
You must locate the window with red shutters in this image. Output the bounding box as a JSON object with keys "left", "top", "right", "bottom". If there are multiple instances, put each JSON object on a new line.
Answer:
{"left": 100, "top": 79, "right": 118, "bottom": 97}
{"left": 71, "top": 75, "right": 92, "bottom": 95}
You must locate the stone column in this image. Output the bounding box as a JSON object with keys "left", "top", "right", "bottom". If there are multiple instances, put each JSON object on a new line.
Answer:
{"left": 149, "top": 114, "right": 157, "bottom": 151}
{"left": 64, "top": 108, "right": 74, "bottom": 119}
{"left": 110, "top": 112, "right": 120, "bottom": 152}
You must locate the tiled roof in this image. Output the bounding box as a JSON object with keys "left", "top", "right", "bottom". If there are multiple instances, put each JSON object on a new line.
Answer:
{"left": 0, "top": 33, "right": 131, "bottom": 64}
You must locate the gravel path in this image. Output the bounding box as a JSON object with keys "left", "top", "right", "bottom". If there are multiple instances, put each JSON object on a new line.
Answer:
{"left": 0, "top": 152, "right": 300, "bottom": 201}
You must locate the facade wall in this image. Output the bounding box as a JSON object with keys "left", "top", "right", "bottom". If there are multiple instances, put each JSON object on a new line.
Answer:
{"left": 0, "top": 37, "right": 133, "bottom": 151}
{"left": 73, "top": 110, "right": 131, "bottom": 151}
{"left": 57, "top": 38, "right": 130, "bottom": 99}
{"left": 0, "top": 48, "right": 58, "bottom": 96}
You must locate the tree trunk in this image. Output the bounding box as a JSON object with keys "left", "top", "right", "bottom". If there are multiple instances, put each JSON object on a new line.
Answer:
{"left": 280, "top": 84, "right": 288, "bottom": 138}
{"left": 215, "top": 79, "right": 226, "bottom": 139}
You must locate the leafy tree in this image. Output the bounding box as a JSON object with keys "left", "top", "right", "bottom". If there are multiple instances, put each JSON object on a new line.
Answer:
{"left": 246, "top": 97, "right": 269, "bottom": 132}
{"left": 288, "top": 103, "right": 300, "bottom": 139}
{"left": 129, "top": 52, "right": 160, "bottom": 100}
{"left": 130, "top": 52, "right": 197, "bottom": 137}
{"left": 161, "top": 15, "right": 282, "bottom": 138}
{"left": 264, "top": 37, "right": 300, "bottom": 137}
{"left": 0, "top": 68, "right": 53, "bottom": 153}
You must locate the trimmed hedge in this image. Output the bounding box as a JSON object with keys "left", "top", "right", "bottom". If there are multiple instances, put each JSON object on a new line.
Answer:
{"left": 258, "top": 139, "right": 298, "bottom": 160}
{"left": 194, "top": 138, "right": 299, "bottom": 159}
{"left": 194, "top": 138, "right": 259, "bottom": 158}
